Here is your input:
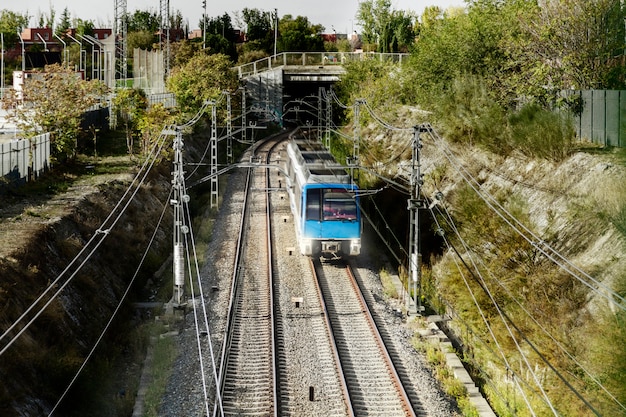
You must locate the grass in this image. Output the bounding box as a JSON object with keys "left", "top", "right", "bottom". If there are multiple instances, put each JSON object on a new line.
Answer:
{"left": 379, "top": 268, "right": 399, "bottom": 299}
{"left": 412, "top": 334, "right": 479, "bottom": 417}
{"left": 142, "top": 323, "right": 179, "bottom": 417}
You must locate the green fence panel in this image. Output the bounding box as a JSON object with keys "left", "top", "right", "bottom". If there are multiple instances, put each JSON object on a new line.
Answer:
{"left": 592, "top": 90, "right": 607, "bottom": 145}
{"left": 606, "top": 90, "right": 620, "bottom": 147}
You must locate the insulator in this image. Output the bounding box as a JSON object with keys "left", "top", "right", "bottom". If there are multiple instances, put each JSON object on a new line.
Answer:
{"left": 174, "top": 243, "right": 185, "bottom": 286}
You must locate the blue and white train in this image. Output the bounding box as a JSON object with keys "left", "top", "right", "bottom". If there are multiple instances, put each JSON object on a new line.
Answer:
{"left": 284, "top": 134, "right": 361, "bottom": 257}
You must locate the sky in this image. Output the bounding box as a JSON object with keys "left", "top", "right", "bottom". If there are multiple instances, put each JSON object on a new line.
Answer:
{"left": 2, "top": 0, "right": 467, "bottom": 34}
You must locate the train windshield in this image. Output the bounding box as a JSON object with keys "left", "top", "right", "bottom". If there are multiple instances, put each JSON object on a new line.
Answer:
{"left": 322, "top": 189, "right": 357, "bottom": 220}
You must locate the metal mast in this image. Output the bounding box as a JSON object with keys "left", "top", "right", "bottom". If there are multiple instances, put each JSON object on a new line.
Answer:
{"left": 408, "top": 125, "right": 425, "bottom": 314}
{"left": 169, "top": 127, "right": 188, "bottom": 306}
{"left": 226, "top": 92, "right": 233, "bottom": 164}
{"left": 160, "top": 0, "right": 171, "bottom": 80}
{"left": 114, "top": 0, "right": 128, "bottom": 85}
{"left": 210, "top": 101, "right": 218, "bottom": 208}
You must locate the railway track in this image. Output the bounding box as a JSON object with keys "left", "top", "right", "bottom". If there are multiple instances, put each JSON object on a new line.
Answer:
{"left": 211, "top": 132, "right": 430, "bottom": 416}
{"left": 312, "top": 258, "right": 418, "bottom": 417}
{"left": 215, "top": 139, "right": 278, "bottom": 416}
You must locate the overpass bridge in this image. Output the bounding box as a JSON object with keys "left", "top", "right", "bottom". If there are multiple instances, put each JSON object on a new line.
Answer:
{"left": 234, "top": 52, "right": 408, "bottom": 126}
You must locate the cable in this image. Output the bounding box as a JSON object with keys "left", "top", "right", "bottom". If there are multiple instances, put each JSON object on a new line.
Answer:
{"left": 48, "top": 187, "right": 172, "bottom": 416}
{"left": 426, "top": 128, "right": 626, "bottom": 312}
{"left": 181, "top": 179, "right": 224, "bottom": 415}
{"left": 0, "top": 130, "right": 170, "bottom": 356}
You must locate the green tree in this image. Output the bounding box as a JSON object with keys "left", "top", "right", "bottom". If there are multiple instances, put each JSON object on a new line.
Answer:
{"left": 0, "top": 9, "right": 30, "bottom": 47}
{"left": 112, "top": 88, "right": 148, "bottom": 155}
{"left": 126, "top": 10, "right": 160, "bottom": 33}
{"left": 56, "top": 8, "right": 72, "bottom": 37}
{"left": 201, "top": 14, "right": 238, "bottom": 60}
{"left": 509, "top": 0, "right": 626, "bottom": 93}
{"left": 278, "top": 15, "right": 324, "bottom": 52}
{"left": 356, "top": 0, "right": 415, "bottom": 52}
{"left": 137, "top": 103, "right": 173, "bottom": 155}
{"left": 242, "top": 8, "right": 272, "bottom": 52}
{"left": 128, "top": 30, "right": 157, "bottom": 51}
{"left": 2, "top": 63, "right": 108, "bottom": 162}
{"left": 166, "top": 52, "right": 238, "bottom": 114}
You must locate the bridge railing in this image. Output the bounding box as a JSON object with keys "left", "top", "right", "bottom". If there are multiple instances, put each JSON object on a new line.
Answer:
{"left": 235, "top": 52, "right": 409, "bottom": 78}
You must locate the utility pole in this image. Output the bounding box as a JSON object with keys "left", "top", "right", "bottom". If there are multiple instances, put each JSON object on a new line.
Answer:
{"left": 209, "top": 101, "right": 218, "bottom": 208}
{"left": 169, "top": 127, "right": 188, "bottom": 307}
{"left": 324, "top": 88, "right": 332, "bottom": 150}
{"left": 317, "top": 87, "right": 323, "bottom": 143}
{"left": 350, "top": 99, "right": 363, "bottom": 186}
{"left": 226, "top": 92, "right": 233, "bottom": 164}
{"left": 273, "top": 8, "right": 278, "bottom": 57}
{"left": 408, "top": 125, "right": 426, "bottom": 315}
{"left": 241, "top": 87, "right": 247, "bottom": 143}
{"left": 202, "top": 0, "right": 207, "bottom": 49}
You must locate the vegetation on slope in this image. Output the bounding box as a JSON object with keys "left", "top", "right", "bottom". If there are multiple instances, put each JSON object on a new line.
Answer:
{"left": 331, "top": 1, "right": 626, "bottom": 416}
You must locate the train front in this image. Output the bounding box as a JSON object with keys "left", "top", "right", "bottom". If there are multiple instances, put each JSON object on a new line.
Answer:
{"left": 300, "top": 184, "right": 361, "bottom": 257}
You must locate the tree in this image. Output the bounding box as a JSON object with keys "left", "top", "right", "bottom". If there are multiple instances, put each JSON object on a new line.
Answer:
{"left": 509, "top": 0, "right": 626, "bottom": 92}
{"left": 242, "top": 8, "right": 273, "bottom": 52}
{"left": 201, "top": 14, "right": 238, "bottom": 60}
{"left": 56, "top": 8, "right": 72, "bottom": 38}
{"left": 138, "top": 103, "right": 173, "bottom": 155}
{"left": 356, "top": 0, "right": 416, "bottom": 52}
{"left": 126, "top": 10, "right": 160, "bottom": 33}
{"left": 112, "top": 88, "right": 148, "bottom": 155}
{"left": 278, "top": 15, "right": 324, "bottom": 52}
{"left": 0, "top": 9, "right": 30, "bottom": 47}
{"left": 128, "top": 30, "right": 157, "bottom": 51}
{"left": 1, "top": 64, "right": 108, "bottom": 162}
{"left": 166, "top": 52, "right": 238, "bottom": 114}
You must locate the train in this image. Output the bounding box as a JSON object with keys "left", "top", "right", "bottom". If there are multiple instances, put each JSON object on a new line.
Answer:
{"left": 284, "top": 133, "right": 362, "bottom": 257}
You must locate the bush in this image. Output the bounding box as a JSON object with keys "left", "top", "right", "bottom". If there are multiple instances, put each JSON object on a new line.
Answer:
{"left": 432, "top": 74, "right": 509, "bottom": 155}
{"left": 508, "top": 103, "right": 575, "bottom": 161}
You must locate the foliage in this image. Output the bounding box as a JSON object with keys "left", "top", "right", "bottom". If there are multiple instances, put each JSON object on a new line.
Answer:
{"left": 278, "top": 15, "right": 324, "bottom": 52}
{"left": 112, "top": 88, "right": 148, "bottom": 155}
{"left": 432, "top": 74, "right": 509, "bottom": 154}
{"left": 509, "top": 0, "right": 626, "bottom": 93}
{"left": 127, "top": 30, "right": 157, "bottom": 52}
{"left": 237, "top": 48, "right": 268, "bottom": 64}
{"left": 137, "top": 103, "right": 174, "bottom": 155}
{"left": 0, "top": 9, "right": 30, "bottom": 47}
{"left": 508, "top": 103, "right": 575, "bottom": 161}
{"left": 201, "top": 13, "right": 239, "bottom": 61}
{"left": 1, "top": 63, "right": 108, "bottom": 162}
{"left": 169, "top": 39, "right": 202, "bottom": 68}
{"left": 356, "top": 0, "right": 417, "bottom": 53}
{"left": 56, "top": 8, "right": 72, "bottom": 38}
{"left": 165, "top": 52, "right": 238, "bottom": 115}
{"left": 242, "top": 8, "right": 273, "bottom": 52}
{"left": 125, "top": 9, "right": 161, "bottom": 33}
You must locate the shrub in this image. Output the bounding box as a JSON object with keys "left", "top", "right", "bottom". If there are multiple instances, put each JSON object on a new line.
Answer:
{"left": 508, "top": 103, "right": 575, "bottom": 161}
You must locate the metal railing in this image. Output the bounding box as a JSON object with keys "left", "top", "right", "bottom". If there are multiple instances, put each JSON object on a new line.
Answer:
{"left": 234, "top": 51, "right": 409, "bottom": 78}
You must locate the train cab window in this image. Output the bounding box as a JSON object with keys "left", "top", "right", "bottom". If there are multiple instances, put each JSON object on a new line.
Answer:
{"left": 306, "top": 188, "right": 321, "bottom": 220}
{"left": 323, "top": 190, "right": 357, "bottom": 220}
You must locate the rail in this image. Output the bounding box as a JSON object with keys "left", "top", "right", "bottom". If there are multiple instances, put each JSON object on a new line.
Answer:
{"left": 234, "top": 51, "right": 409, "bottom": 78}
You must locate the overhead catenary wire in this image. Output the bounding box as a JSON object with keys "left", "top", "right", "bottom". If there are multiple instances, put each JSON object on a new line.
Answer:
{"left": 425, "top": 128, "right": 626, "bottom": 313}
{"left": 181, "top": 177, "right": 224, "bottom": 415}
{"left": 48, "top": 187, "right": 173, "bottom": 417}
{"left": 0, "top": 129, "right": 171, "bottom": 356}
{"left": 431, "top": 192, "right": 604, "bottom": 416}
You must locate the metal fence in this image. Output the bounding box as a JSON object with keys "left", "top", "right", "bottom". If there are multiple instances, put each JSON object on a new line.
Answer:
{"left": 234, "top": 52, "right": 409, "bottom": 78}
{"left": 1, "top": 133, "right": 50, "bottom": 187}
{"left": 567, "top": 89, "right": 626, "bottom": 147}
